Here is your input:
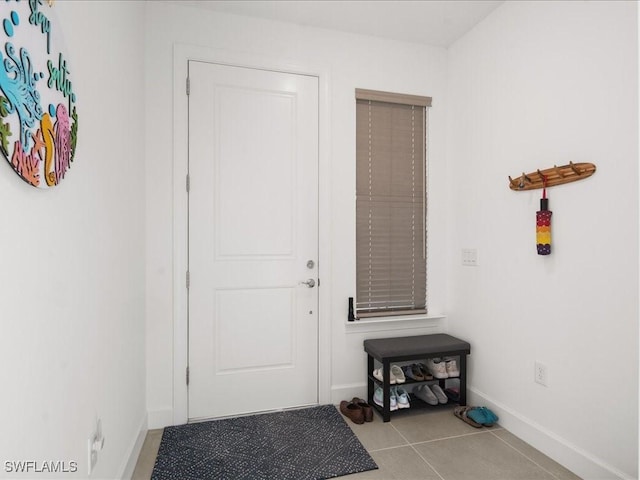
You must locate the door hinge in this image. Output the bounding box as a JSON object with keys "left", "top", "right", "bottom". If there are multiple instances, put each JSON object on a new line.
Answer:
{"left": 186, "top": 366, "right": 190, "bottom": 386}
{"left": 186, "top": 270, "right": 190, "bottom": 289}
{"left": 186, "top": 77, "right": 190, "bottom": 96}
{"left": 186, "top": 174, "right": 190, "bottom": 192}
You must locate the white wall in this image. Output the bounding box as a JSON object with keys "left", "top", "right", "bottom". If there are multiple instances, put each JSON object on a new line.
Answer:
{"left": 144, "top": 2, "right": 449, "bottom": 425}
{"left": 0, "top": 2, "right": 147, "bottom": 478}
{"left": 446, "top": 2, "right": 638, "bottom": 479}
{"left": 144, "top": 1, "right": 638, "bottom": 477}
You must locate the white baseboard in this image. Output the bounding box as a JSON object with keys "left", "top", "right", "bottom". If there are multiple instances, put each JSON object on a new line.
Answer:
{"left": 331, "top": 382, "right": 367, "bottom": 405}
{"left": 118, "top": 413, "right": 148, "bottom": 480}
{"left": 148, "top": 408, "right": 175, "bottom": 429}
{"left": 469, "top": 387, "right": 633, "bottom": 480}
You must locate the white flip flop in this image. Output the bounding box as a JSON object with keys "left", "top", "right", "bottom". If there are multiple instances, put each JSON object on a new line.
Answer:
{"left": 372, "top": 367, "right": 396, "bottom": 384}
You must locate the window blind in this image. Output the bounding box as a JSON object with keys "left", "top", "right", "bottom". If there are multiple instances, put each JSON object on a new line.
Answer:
{"left": 355, "top": 89, "right": 429, "bottom": 317}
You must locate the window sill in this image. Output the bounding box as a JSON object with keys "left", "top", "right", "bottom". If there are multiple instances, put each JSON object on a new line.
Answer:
{"left": 345, "top": 314, "right": 445, "bottom": 333}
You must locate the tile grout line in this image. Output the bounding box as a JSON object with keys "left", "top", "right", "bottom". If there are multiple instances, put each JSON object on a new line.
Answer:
{"left": 389, "top": 421, "right": 448, "bottom": 480}
{"left": 367, "top": 443, "right": 412, "bottom": 454}
{"left": 366, "top": 427, "right": 492, "bottom": 453}
{"left": 488, "top": 430, "right": 562, "bottom": 480}
{"left": 410, "top": 428, "right": 497, "bottom": 447}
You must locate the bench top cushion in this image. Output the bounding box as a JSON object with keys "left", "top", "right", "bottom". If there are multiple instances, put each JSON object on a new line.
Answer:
{"left": 364, "top": 333, "right": 470, "bottom": 360}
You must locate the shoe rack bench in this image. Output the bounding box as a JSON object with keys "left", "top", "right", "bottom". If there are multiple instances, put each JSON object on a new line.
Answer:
{"left": 364, "top": 333, "right": 471, "bottom": 422}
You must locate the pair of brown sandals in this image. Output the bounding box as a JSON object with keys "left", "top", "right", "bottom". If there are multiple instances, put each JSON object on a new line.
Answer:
{"left": 340, "top": 397, "right": 374, "bottom": 424}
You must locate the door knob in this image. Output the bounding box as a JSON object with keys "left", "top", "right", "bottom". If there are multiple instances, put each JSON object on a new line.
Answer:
{"left": 299, "top": 278, "right": 316, "bottom": 288}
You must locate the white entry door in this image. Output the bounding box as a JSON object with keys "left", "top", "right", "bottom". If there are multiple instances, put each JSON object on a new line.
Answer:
{"left": 187, "top": 61, "right": 319, "bottom": 420}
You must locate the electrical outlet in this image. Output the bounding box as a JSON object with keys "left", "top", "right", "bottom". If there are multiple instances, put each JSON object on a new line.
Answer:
{"left": 534, "top": 361, "right": 548, "bottom": 386}
{"left": 461, "top": 248, "right": 478, "bottom": 266}
{"left": 87, "top": 418, "right": 105, "bottom": 476}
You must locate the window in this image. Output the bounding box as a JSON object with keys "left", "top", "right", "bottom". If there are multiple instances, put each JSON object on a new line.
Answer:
{"left": 355, "top": 88, "right": 431, "bottom": 318}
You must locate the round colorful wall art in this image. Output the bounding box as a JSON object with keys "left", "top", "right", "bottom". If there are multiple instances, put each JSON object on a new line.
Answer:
{"left": 0, "top": 0, "right": 77, "bottom": 188}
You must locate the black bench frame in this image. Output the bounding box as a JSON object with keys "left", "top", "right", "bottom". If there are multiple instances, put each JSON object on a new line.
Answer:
{"left": 364, "top": 333, "right": 471, "bottom": 422}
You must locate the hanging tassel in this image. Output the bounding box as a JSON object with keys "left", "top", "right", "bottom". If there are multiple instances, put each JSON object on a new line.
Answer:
{"left": 536, "top": 177, "right": 552, "bottom": 255}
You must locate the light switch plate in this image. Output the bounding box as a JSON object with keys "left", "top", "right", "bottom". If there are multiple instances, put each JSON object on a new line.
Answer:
{"left": 461, "top": 248, "right": 478, "bottom": 266}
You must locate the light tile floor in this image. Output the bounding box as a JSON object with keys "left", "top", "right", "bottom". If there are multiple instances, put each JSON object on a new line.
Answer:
{"left": 132, "top": 406, "right": 582, "bottom": 480}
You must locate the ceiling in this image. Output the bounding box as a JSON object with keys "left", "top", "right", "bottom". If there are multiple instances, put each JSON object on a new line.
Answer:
{"left": 177, "top": 1, "right": 504, "bottom": 47}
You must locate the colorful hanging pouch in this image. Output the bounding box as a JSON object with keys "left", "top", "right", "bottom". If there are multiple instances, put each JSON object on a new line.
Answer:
{"left": 536, "top": 178, "right": 552, "bottom": 255}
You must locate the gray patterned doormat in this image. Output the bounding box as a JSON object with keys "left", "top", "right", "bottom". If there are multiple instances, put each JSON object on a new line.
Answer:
{"left": 151, "top": 404, "right": 378, "bottom": 480}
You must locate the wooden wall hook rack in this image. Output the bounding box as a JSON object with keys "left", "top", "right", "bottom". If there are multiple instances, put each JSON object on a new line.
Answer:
{"left": 508, "top": 162, "right": 596, "bottom": 191}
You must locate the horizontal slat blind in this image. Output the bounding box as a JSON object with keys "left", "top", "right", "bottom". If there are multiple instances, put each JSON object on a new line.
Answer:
{"left": 356, "top": 93, "right": 427, "bottom": 317}
{"left": 356, "top": 88, "right": 432, "bottom": 107}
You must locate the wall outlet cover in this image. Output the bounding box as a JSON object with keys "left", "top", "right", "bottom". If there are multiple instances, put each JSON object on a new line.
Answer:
{"left": 534, "top": 361, "right": 548, "bottom": 386}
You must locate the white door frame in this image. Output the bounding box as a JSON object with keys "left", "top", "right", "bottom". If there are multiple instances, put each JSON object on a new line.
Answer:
{"left": 172, "top": 43, "right": 332, "bottom": 425}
